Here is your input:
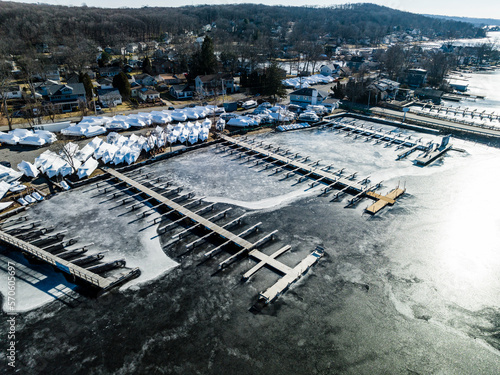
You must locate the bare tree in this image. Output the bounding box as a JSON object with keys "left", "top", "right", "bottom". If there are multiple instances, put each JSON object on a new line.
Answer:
{"left": 43, "top": 102, "right": 59, "bottom": 123}
{"left": 78, "top": 98, "right": 89, "bottom": 119}
{"left": 18, "top": 51, "right": 45, "bottom": 125}
{"left": 0, "top": 59, "right": 14, "bottom": 130}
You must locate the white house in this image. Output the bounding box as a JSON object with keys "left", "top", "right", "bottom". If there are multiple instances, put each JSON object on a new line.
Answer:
{"left": 195, "top": 73, "right": 236, "bottom": 96}
{"left": 126, "top": 43, "right": 138, "bottom": 54}
{"left": 138, "top": 88, "right": 160, "bottom": 102}
{"left": 0, "top": 86, "right": 22, "bottom": 100}
{"left": 99, "top": 89, "right": 122, "bottom": 107}
{"left": 97, "top": 77, "right": 114, "bottom": 90}
{"left": 320, "top": 62, "right": 344, "bottom": 77}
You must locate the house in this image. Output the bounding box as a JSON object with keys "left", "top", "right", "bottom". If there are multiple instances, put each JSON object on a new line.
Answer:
{"left": 98, "top": 89, "right": 122, "bottom": 107}
{"left": 138, "top": 42, "right": 147, "bottom": 52}
{"left": 44, "top": 65, "right": 61, "bottom": 82}
{"left": 321, "top": 97, "right": 340, "bottom": 112}
{"left": 97, "top": 77, "right": 114, "bottom": 90}
{"left": 414, "top": 88, "right": 444, "bottom": 104}
{"left": 156, "top": 74, "right": 184, "bottom": 85}
{"left": 0, "top": 85, "right": 22, "bottom": 100}
{"left": 138, "top": 87, "right": 160, "bottom": 102}
{"left": 153, "top": 47, "right": 170, "bottom": 59}
{"left": 320, "top": 62, "right": 344, "bottom": 76}
{"left": 170, "top": 84, "right": 194, "bottom": 99}
{"left": 99, "top": 67, "right": 122, "bottom": 77}
{"left": 146, "top": 41, "right": 159, "bottom": 50}
{"left": 369, "top": 78, "right": 400, "bottom": 100}
{"left": 128, "top": 60, "right": 142, "bottom": 69}
{"left": 346, "top": 55, "right": 365, "bottom": 70}
{"left": 65, "top": 72, "right": 80, "bottom": 84}
{"left": 152, "top": 58, "right": 173, "bottom": 74}
{"left": 126, "top": 43, "right": 138, "bottom": 54}
{"left": 194, "top": 73, "right": 236, "bottom": 96}
{"left": 289, "top": 88, "right": 327, "bottom": 108}
{"left": 406, "top": 68, "right": 428, "bottom": 88}
{"left": 133, "top": 73, "right": 156, "bottom": 86}
{"left": 38, "top": 83, "right": 86, "bottom": 112}
{"left": 130, "top": 82, "right": 143, "bottom": 98}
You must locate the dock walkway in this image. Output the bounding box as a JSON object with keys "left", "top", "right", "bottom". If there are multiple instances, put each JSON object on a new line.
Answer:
{"left": 218, "top": 134, "right": 404, "bottom": 215}
{"left": 104, "top": 168, "right": 323, "bottom": 305}
{"left": 0, "top": 229, "right": 138, "bottom": 293}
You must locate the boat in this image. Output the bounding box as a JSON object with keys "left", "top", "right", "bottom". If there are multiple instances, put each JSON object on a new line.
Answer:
{"left": 188, "top": 129, "right": 199, "bottom": 145}
{"left": 216, "top": 118, "right": 226, "bottom": 131}
{"left": 242, "top": 100, "right": 258, "bottom": 110}
{"left": 298, "top": 111, "right": 320, "bottom": 122}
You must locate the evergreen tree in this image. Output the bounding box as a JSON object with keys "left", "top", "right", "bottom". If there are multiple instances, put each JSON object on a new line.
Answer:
{"left": 79, "top": 72, "right": 94, "bottom": 101}
{"left": 112, "top": 72, "right": 131, "bottom": 99}
{"left": 263, "top": 63, "right": 286, "bottom": 100}
{"left": 190, "top": 36, "right": 217, "bottom": 77}
{"left": 142, "top": 56, "right": 152, "bottom": 75}
{"left": 98, "top": 51, "right": 111, "bottom": 68}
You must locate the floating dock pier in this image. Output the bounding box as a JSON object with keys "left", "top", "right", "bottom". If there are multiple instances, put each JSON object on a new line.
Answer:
{"left": 102, "top": 168, "right": 323, "bottom": 307}
{"left": 217, "top": 134, "right": 405, "bottom": 215}
{"left": 0, "top": 227, "right": 140, "bottom": 295}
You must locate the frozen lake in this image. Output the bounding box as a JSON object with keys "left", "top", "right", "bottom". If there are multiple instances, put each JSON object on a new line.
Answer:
{"left": 1, "top": 118, "right": 500, "bottom": 373}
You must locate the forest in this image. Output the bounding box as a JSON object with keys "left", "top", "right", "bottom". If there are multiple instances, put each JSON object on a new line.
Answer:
{"left": 0, "top": 1, "right": 486, "bottom": 54}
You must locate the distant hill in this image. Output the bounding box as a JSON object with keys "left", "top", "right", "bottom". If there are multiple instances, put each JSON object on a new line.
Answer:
{"left": 0, "top": 2, "right": 487, "bottom": 53}
{"left": 424, "top": 14, "right": 500, "bottom": 27}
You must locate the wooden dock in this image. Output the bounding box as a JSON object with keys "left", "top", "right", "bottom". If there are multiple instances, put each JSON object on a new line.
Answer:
{"left": 103, "top": 168, "right": 323, "bottom": 307}
{"left": 365, "top": 188, "right": 405, "bottom": 215}
{"left": 0, "top": 229, "right": 139, "bottom": 294}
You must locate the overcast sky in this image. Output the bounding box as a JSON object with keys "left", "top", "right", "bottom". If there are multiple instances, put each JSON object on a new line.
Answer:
{"left": 11, "top": 0, "right": 500, "bottom": 20}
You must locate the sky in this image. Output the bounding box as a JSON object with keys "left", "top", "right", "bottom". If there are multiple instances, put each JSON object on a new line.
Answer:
{"left": 9, "top": 0, "right": 500, "bottom": 20}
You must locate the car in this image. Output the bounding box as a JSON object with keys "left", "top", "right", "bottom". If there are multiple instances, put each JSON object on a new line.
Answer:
{"left": 95, "top": 105, "right": 102, "bottom": 112}
{"left": 168, "top": 106, "right": 175, "bottom": 110}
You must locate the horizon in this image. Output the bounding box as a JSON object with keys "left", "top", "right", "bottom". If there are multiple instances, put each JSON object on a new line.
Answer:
{"left": 6, "top": 0, "right": 500, "bottom": 20}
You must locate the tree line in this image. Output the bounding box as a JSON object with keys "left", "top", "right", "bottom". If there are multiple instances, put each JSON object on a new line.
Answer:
{"left": 0, "top": 2, "right": 485, "bottom": 54}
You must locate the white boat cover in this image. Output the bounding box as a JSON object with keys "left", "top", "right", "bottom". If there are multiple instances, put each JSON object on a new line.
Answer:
{"left": 0, "top": 164, "right": 23, "bottom": 184}
{"left": 24, "top": 195, "right": 36, "bottom": 204}
{"left": 188, "top": 129, "right": 199, "bottom": 144}
{"left": 9, "top": 183, "right": 26, "bottom": 192}
{"left": 0, "top": 181, "right": 10, "bottom": 199}
{"left": 17, "top": 197, "right": 28, "bottom": 206}
{"left": 199, "top": 128, "right": 209, "bottom": 142}
{"left": 0, "top": 132, "right": 20, "bottom": 145}
{"left": 18, "top": 136, "right": 46, "bottom": 146}
{"left": 45, "top": 157, "right": 69, "bottom": 178}
{"left": 171, "top": 111, "right": 188, "bottom": 122}
{"left": 34, "top": 130, "right": 57, "bottom": 143}
{"left": 101, "top": 144, "right": 120, "bottom": 164}
{"left": 77, "top": 157, "right": 98, "bottom": 179}
{"left": 124, "top": 149, "right": 141, "bottom": 165}
{"left": 17, "top": 161, "right": 39, "bottom": 178}
{"left": 31, "top": 191, "right": 44, "bottom": 201}
{"left": 34, "top": 150, "right": 60, "bottom": 173}
{"left": 0, "top": 201, "right": 13, "bottom": 211}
